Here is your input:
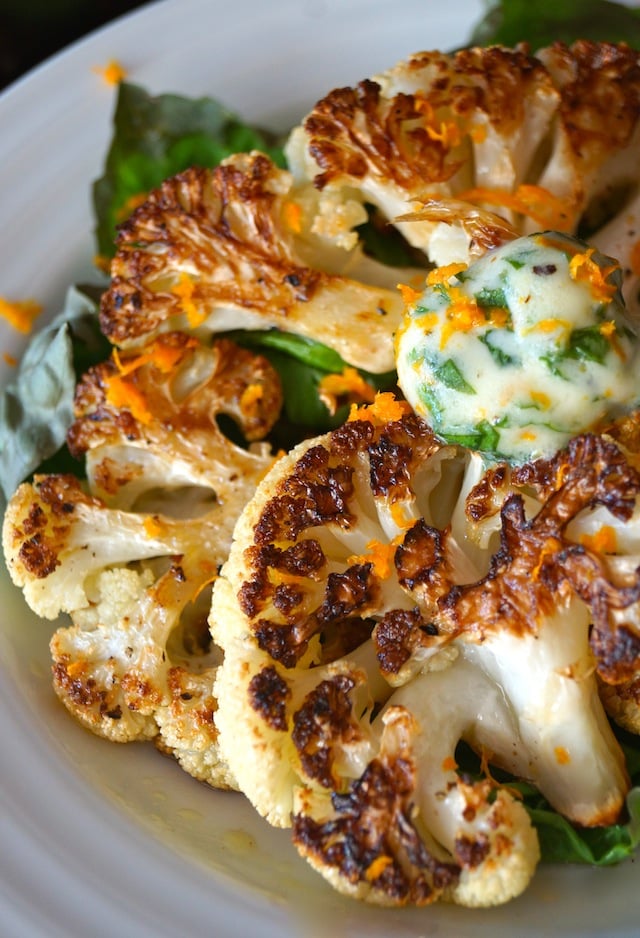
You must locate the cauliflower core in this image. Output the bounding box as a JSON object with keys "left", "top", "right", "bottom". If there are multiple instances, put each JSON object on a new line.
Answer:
{"left": 211, "top": 398, "right": 640, "bottom": 907}
{"left": 3, "top": 336, "right": 282, "bottom": 787}
{"left": 396, "top": 232, "right": 640, "bottom": 462}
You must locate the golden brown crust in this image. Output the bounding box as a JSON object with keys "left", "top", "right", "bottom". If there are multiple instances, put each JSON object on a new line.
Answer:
{"left": 68, "top": 334, "right": 283, "bottom": 461}
{"left": 540, "top": 40, "right": 640, "bottom": 157}
{"left": 440, "top": 435, "right": 640, "bottom": 653}
{"left": 291, "top": 40, "right": 640, "bottom": 262}
{"left": 6, "top": 475, "right": 98, "bottom": 581}
{"left": 304, "top": 46, "right": 550, "bottom": 192}
{"left": 100, "top": 157, "right": 320, "bottom": 346}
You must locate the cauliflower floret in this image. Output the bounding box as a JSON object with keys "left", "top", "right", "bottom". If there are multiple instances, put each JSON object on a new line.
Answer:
{"left": 396, "top": 232, "right": 640, "bottom": 462}
{"left": 3, "top": 472, "right": 234, "bottom": 785}
{"left": 2, "top": 337, "right": 283, "bottom": 787}
{"left": 286, "top": 42, "right": 640, "bottom": 313}
{"left": 99, "top": 153, "right": 414, "bottom": 373}
{"left": 211, "top": 399, "right": 638, "bottom": 906}
{"left": 66, "top": 332, "right": 282, "bottom": 511}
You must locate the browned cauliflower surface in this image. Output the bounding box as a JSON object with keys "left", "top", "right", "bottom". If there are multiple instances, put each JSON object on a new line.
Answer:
{"left": 211, "top": 397, "right": 640, "bottom": 906}
{"left": 3, "top": 336, "right": 283, "bottom": 786}
{"left": 286, "top": 41, "right": 640, "bottom": 313}
{"left": 99, "top": 153, "right": 408, "bottom": 373}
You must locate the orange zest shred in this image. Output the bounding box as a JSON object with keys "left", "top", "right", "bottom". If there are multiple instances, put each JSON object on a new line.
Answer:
{"left": 93, "top": 254, "right": 111, "bottom": 274}
{"left": 531, "top": 540, "right": 561, "bottom": 582}
{"left": 240, "top": 382, "right": 264, "bottom": 416}
{"left": 347, "top": 392, "right": 412, "bottom": 426}
{"left": 413, "top": 94, "right": 461, "bottom": 150}
{"left": 365, "top": 855, "right": 394, "bottom": 882}
{"left": 390, "top": 499, "right": 415, "bottom": 530}
{"left": 3, "top": 352, "right": 17, "bottom": 366}
{"left": 522, "top": 317, "right": 571, "bottom": 338}
{"left": 598, "top": 319, "right": 625, "bottom": 360}
{"left": 318, "top": 367, "right": 376, "bottom": 415}
{"left": 347, "top": 536, "right": 403, "bottom": 580}
{"left": 0, "top": 296, "right": 42, "bottom": 334}
{"left": 487, "top": 306, "right": 510, "bottom": 328}
{"left": 116, "top": 191, "right": 149, "bottom": 223}
{"left": 143, "top": 516, "right": 164, "bottom": 538}
{"left": 579, "top": 525, "right": 618, "bottom": 554}
{"left": 112, "top": 336, "right": 190, "bottom": 378}
{"left": 457, "top": 184, "right": 573, "bottom": 232}
{"left": 439, "top": 288, "right": 485, "bottom": 348}
{"left": 599, "top": 321, "right": 616, "bottom": 338}
{"left": 568, "top": 248, "right": 619, "bottom": 303}
{"left": 554, "top": 746, "right": 571, "bottom": 765}
{"left": 629, "top": 238, "right": 640, "bottom": 277}
{"left": 426, "top": 121, "right": 461, "bottom": 148}
{"left": 426, "top": 263, "right": 467, "bottom": 287}
{"left": 193, "top": 566, "right": 219, "bottom": 601}
{"left": 93, "top": 59, "right": 128, "bottom": 85}
{"left": 441, "top": 755, "right": 458, "bottom": 773}
{"left": 397, "top": 283, "right": 423, "bottom": 306}
{"left": 105, "top": 373, "right": 152, "bottom": 424}
{"left": 171, "top": 273, "right": 206, "bottom": 327}
{"left": 283, "top": 200, "right": 303, "bottom": 234}
{"left": 530, "top": 389, "right": 551, "bottom": 410}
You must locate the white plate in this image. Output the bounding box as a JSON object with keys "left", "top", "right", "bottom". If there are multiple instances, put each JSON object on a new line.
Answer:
{"left": 1, "top": 2, "right": 639, "bottom": 936}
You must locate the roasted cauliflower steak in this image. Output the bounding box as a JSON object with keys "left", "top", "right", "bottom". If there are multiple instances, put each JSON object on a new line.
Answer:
{"left": 211, "top": 396, "right": 640, "bottom": 907}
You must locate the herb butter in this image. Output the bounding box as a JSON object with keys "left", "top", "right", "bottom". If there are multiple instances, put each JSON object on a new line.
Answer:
{"left": 395, "top": 232, "right": 640, "bottom": 462}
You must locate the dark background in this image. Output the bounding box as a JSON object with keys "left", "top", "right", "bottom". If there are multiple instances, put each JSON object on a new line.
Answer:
{"left": 0, "top": 0, "right": 151, "bottom": 90}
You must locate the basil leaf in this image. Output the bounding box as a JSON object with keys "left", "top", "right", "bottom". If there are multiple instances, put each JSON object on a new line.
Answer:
{"left": 93, "top": 82, "right": 285, "bottom": 258}
{"left": 468, "top": 0, "right": 640, "bottom": 49}
{"left": 418, "top": 384, "right": 444, "bottom": 428}
{"left": 226, "top": 328, "right": 395, "bottom": 388}
{"left": 543, "top": 324, "right": 614, "bottom": 376}
{"left": 226, "top": 331, "right": 395, "bottom": 435}
{"left": 261, "top": 350, "right": 346, "bottom": 431}
{"left": 566, "top": 325, "right": 612, "bottom": 364}
{"left": 434, "top": 358, "right": 476, "bottom": 394}
{"left": 0, "top": 287, "right": 109, "bottom": 500}
{"left": 356, "top": 205, "right": 421, "bottom": 268}
{"left": 527, "top": 800, "right": 640, "bottom": 866}
{"left": 475, "top": 286, "right": 507, "bottom": 309}
{"left": 223, "top": 329, "right": 347, "bottom": 373}
{"left": 479, "top": 330, "right": 519, "bottom": 367}
{"left": 456, "top": 730, "right": 640, "bottom": 866}
{"left": 445, "top": 419, "right": 502, "bottom": 451}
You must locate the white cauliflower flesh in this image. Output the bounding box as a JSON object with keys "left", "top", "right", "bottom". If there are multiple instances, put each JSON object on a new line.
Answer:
{"left": 211, "top": 398, "right": 640, "bottom": 907}
{"left": 99, "top": 152, "right": 415, "bottom": 373}
{"left": 66, "top": 332, "right": 282, "bottom": 511}
{"left": 2, "top": 336, "right": 283, "bottom": 787}
{"left": 396, "top": 232, "right": 640, "bottom": 462}
{"left": 285, "top": 41, "right": 640, "bottom": 314}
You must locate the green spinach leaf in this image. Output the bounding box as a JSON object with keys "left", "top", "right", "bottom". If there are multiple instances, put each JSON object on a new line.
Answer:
{"left": 468, "top": 0, "right": 640, "bottom": 49}
{"left": 0, "top": 286, "right": 110, "bottom": 500}
{"left": 93, "top": 82, "right": 285, "bottom": 258}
